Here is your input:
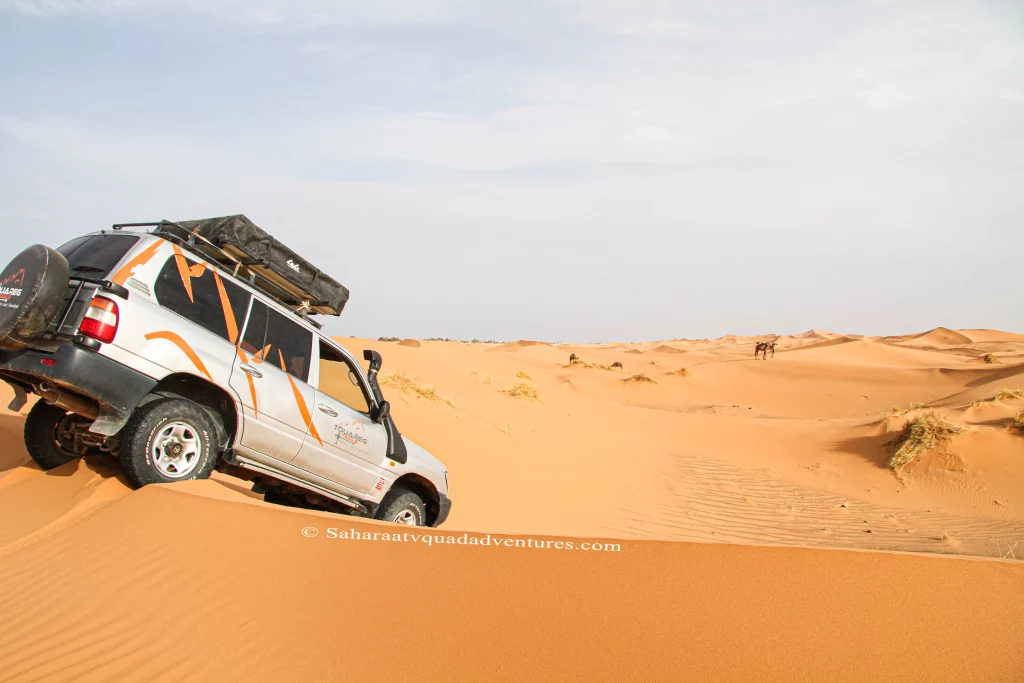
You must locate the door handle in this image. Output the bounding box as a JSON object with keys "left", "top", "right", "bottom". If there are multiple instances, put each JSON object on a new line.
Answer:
{"left": 240, "top": 364, "right": 263, "bottom": 379}
{"left": 318, "top": 404, "right": 338, "bottom": 417}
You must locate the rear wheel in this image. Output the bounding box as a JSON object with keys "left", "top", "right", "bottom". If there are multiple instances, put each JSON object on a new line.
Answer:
{"left": 119, "top": 398, "right": 221, "bottom": 488}
{"left": 24, "top": 401, "right": 85, "bottom": 470}
{"left": 374, "top": 488, "right": 427, "bottom": 526}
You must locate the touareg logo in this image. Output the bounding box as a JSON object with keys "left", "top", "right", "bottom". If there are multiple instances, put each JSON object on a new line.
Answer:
{"left": 1, "top": 268, "right": 25, "bottom": 288}
{"left": 0, "top": 269, "right": 25, "bottom": 303}
{"left": 334, "top": 420, "right": 368, "bottom": 448}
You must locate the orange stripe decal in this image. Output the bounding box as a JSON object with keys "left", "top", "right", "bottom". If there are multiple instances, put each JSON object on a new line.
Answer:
{"left": 252, "top": 344, "right": 270, "bottom": 364}
{"left": 279, "top": 349, "right": 322, "bottom": 446}
{"left": 145, "top": 331, "right": 213, "bottom": 381}
{"left": 170, "top": 245, "right": 207, "bottom": 302}
{"left": 111, "top": 240, "right": 163, "bottom": 286}
{"left": 213, "top": 270, "right": 239, "bottom": 344}
{"left": 171, "top": 245, "right": 195, "bottom": 302}
{"left": 236, "top": 346, "right": 258, "bottom": 419}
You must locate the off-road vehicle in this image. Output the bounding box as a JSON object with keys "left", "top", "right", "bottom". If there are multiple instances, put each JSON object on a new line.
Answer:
{"left": 0, "top": 215, "right": 451, "bottom": 527}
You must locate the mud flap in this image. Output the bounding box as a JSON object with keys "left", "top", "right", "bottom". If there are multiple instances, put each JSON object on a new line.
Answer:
{"left": 4, "top": 380, "right": 27, "bottom": 411}
{"left": 89, "top": 405, "right": 131, "bottom": 436}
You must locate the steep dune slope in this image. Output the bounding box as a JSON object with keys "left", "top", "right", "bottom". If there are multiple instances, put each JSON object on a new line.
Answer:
{"left": 0, "top": 480, "right": 1021, "bottom": 682}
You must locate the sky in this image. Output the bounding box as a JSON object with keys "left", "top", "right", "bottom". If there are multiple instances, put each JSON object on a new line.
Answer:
{"left": 0, "top": 0, "right": 1021, "bottom": 342}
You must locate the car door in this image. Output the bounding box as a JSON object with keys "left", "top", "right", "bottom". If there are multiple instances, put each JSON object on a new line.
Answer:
{"left": 229, "top": 300, "right": 317, "bottom": 463}
{"left": 289, "top": 340, "right": 389, "bottom": 494}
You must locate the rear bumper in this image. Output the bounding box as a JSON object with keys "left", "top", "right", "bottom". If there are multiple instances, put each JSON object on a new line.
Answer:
{"left": 432, "top": 493, "right": 452, "bottom": 527}
{"left": 0, "top": 343, "right": 157, "bottom": 415}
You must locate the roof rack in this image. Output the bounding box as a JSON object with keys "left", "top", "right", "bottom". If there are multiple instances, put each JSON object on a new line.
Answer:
{"left": 114, "top": 220, "right": 324, "bottom": 329}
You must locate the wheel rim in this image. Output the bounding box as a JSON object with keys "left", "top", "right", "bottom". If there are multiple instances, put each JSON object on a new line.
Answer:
{"left": 151, "top": 421, "right": 202, "bottom": 478}
{"left": 52, "top": 413, "right": 82, "bottom": 456}
{"left": 392, "top": 507, "right": 419, "bottom": 525}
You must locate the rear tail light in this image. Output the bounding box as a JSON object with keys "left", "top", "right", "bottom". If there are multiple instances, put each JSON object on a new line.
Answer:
{"left": 79, "top": 296, "right": 119, "bottom": 344}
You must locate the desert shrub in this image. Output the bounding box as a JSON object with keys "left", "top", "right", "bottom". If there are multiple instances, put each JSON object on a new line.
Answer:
{"left": 502, "top": 381, "right": 541, "bottom": 401}
{"left": 887, "top": 411, "right": 969, "bottom": 474}
{"left": 667, "top": 367, "right": 690, "bottom": 377}
{"left": 377, "top": 336, "right": 400, "bottom": 342}
{"left": 623, "top": 373, "right": 657, "bottom": 384}
{"left": 516, "top": 371, "right": 531, "bottom": 380}
{"left": 993, "top": 387, "right": 1024, "bottom": 402}
{"left": 379, "top": 370, "right": 455, "bottom": 408}
{"left": 982, "top": 353, "right": 1000, "bottom": 364}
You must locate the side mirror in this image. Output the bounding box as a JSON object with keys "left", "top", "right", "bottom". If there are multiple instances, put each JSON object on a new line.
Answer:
{"left": 372, "top": 400, "right": 391, "bottom": 424}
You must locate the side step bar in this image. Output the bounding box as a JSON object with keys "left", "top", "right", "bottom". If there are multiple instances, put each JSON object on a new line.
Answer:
{"left": 227, "top": 452, "right": 369, "bottom": 514}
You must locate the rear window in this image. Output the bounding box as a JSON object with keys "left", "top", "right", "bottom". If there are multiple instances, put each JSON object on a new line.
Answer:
{"left": 57, "top": 234, "right": 140, "bottom": 277}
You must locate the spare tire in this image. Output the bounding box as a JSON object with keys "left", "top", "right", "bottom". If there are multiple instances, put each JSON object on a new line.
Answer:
{"left": 0, "top": 245, "right": 70, "bottom": 350}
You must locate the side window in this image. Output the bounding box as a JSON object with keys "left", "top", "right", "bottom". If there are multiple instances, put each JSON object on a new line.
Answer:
{"left": 239, "top": 300, "right": 269, "bottom": 357}
{"left": 243, "top": 302, "right": 313, "bottom": 383}
{"left": 154, "top": 254, "right": 251, "bottom": 344}
{"left": 318, "top": 342, "right": 371, "bottom": 414}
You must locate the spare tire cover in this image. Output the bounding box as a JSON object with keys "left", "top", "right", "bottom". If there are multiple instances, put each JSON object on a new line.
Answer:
{"left": 0, "top": 245, "right": 70, "bottom": 348}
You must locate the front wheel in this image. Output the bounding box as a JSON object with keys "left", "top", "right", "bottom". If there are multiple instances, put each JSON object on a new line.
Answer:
{"left": 119, "top": 398, "right": 221, "bottom": 488}
{"left": 374, "top": 488, "right": 427, "bottom": 526}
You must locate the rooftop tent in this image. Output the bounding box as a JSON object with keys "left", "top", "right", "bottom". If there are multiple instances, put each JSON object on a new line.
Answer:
{"left": 172, "top": 214, "right": 350, "bottom": 316}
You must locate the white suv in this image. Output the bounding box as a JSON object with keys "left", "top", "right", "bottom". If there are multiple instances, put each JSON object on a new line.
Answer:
{"left": 0, "top": 216, "right": 451, "bottom": 527}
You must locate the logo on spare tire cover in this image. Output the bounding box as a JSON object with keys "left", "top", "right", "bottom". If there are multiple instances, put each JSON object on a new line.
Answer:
{"left": 0, "top": 245, "right": 71, "bottom": 346}
{"left": 0, "top": 268, "right": 26, "bottom": 307}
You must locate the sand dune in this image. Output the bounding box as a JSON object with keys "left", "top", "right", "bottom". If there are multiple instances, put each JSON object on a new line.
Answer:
{"left": 651, "top": 344, "right": 687, "bottom": 354}
{"left": 488, "top": 340, "right": 553, "bottom": 352}
{"left": 783, "top": 337, "right": 971, "bottom": 368}
{"left": 0, "top": 474, "right": 1020, "bottom": 681}
{"left": 798, "top": 328, "right": 839, "bottom": 339}
{"left": 959, "top": 328, "right": 1024, "bottom": 343}
{"left": 903, "top": 327, "right": 975, "bottom": 346}
{"left": 2, "top": 327, "right": 1023, "bottom": 680}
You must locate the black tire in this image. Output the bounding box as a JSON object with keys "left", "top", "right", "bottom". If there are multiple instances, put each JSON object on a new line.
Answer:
{"left": 120, "top": 398, "right": 222, "bottom": 488}
{"left": 262, "top": 489, "right": 293, "bottom": 506}
{"left": 374, "top": 488, "right": 427, "bottom": 526}
{"left": 0, "top": 245, "right": 70, "bottom": 350}
{"left": 24, "top": 401, "right": 84, "bottom": 470}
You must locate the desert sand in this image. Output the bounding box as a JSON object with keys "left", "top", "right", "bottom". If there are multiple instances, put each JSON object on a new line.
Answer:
{"left": 1, "top": 327, "right": 1023, "bottom": 680}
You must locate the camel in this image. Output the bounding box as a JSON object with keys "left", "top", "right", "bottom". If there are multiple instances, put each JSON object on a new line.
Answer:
{"left": 754, "top": 341, "right": 777, "bottom": 360}
{"left": 611, "top": 361, "right": 623, "bottom": 369}
{"left": 569, "top": 354, "right": 579, "bottom": 363}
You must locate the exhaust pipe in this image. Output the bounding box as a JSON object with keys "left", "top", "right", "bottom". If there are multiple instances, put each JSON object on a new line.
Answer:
{"left": 37, "top": 383, "right": 99, "bottom": 420}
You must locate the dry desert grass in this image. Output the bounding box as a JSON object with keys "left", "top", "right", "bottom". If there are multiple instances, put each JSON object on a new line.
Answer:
{"left": 994, "top": 387, "right": 1024, "bottom": 401}
{"left": 379, "top": 370, "right": 456, "bottom": 408}
{"left": 502, "top": 380, "right": 541, "bottom": 401}
{"left": 888, "top": 411, "right": 969, "bottom": 475}
{"left": 623, "top": 373, "right": 657, "bottom": 384}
